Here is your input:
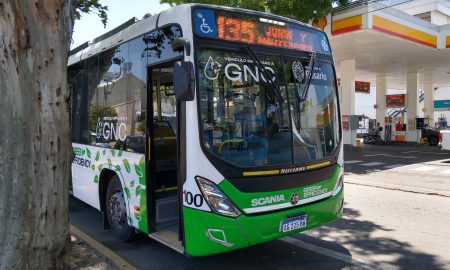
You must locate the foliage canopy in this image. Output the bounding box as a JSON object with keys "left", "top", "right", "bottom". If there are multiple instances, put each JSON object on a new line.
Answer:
{"left": 159, "top": 0, "right": 349, "bottom": 23}
{"left": 74, "top": 0, "right": 109, "bottom": 27}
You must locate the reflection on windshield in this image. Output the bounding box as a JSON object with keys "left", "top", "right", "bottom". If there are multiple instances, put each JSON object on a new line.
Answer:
{"left": 197, "top": 49, "right": 339, "bottom": 168}
{"left": 286, "top": 60, "right": 339, "bottom": 162}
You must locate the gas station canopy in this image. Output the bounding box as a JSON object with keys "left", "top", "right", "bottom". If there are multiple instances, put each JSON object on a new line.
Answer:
{"left": 326, "top": 1, "right": 450, "bottom": 88}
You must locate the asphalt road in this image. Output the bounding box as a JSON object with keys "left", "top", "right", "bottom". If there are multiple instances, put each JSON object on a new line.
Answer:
{"left": 69, "top": 145, "right": 450, "bottom": 270}
{"left": 344, "top": 144, "right": 450, "bottom": 195}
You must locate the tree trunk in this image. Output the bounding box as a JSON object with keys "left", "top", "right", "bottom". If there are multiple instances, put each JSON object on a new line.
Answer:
{"left": 0, "top": 1, "right": 74, "bottom": 268}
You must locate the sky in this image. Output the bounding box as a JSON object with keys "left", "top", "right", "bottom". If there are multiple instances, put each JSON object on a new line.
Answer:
{"left": 71, "top": 0, "right": 171, "bottom": 48}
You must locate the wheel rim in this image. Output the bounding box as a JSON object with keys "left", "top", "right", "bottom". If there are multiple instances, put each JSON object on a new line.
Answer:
{"left": 108, "top": 189, "right": 127, "bottom": 226}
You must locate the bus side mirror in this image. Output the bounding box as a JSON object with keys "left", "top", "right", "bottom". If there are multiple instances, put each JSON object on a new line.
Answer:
{"left": 173, "top": 61, "right": 195, "bottom": 101}
{"left": 171, "top": 37, "right": 191, "bottom": 56}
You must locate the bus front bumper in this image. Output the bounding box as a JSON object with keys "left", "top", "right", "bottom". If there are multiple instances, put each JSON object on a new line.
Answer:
{"left": 183, "top": 189, "right": 343, "bottom": 256}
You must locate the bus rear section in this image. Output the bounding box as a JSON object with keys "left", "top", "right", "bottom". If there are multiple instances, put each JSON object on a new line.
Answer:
{"left": 179, "top": 6, "right": 344, "bottom": 256}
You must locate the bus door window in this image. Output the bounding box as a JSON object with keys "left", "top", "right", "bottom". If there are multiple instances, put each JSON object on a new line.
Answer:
{"left": 150, "top": 67, "right": 177, "bottom": 192}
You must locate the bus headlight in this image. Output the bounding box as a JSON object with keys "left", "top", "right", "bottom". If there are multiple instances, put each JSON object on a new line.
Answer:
{"left": 196, "top": 177, "right": 241, "bottom": 218}
{"left": 332, "top": 175, "right": 344, "bottom": 196}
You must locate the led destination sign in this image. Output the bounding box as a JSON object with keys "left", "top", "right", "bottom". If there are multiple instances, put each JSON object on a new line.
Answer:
{"left": 194, "top": 8, "right": 331, "bottom": 54}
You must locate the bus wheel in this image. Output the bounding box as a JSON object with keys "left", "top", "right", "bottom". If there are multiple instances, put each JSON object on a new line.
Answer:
{"left": 106, "top": 175, "right": 134, "bottom": 242}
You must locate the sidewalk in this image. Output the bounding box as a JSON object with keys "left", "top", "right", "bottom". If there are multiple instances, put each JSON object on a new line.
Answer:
{"left": 70, "top": 233, "right": 120, "bottom": 270}
{"left": 69, "top": 224, "right": 137, "bottom": 270}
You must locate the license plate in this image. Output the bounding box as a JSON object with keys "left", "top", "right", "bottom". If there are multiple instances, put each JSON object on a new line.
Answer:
{"left": 280, "top": 215, "right": 307, "bottom": 233}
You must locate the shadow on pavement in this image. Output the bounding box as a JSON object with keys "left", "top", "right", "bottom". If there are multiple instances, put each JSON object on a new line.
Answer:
{"left": 301, "top": 205, "right": 446, "bottom": 270}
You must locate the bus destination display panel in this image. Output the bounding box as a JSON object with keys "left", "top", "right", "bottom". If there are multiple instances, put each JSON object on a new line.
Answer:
{"left": 194, "top": 8, "right": 331, "bottom": 54}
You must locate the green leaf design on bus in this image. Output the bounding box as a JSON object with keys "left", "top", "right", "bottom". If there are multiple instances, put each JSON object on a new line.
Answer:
{"left": 95, "top": 151, "right": 100, "bottom": 161}
{"left": 91, "top": 164, "right": 96, "bottom": 171}
{"left": 98, "top": 164, "right": 103, "bottom": 172}
{"left": 127, "top": 216, "right": 133, "bottom": 225}
{"left": 134, "top": 163, "right": 143, "bottom": 177}
{"left": 118, "top": 148, "right": 123, "bottom": 157}
{"left": 86, "top": 148, "right": 91, "bottom": 158}
{"left": 111, "top": 149, "right": 115, "bottom": 157}
{"left": 134, "top": 212, "right": 142, "bottom": 221}
{"left": 124, "top": 187, "right": 131, "bottom": 199}
{"left": 130, "top": 181, "right": 135, "bottom": 188}
{"left": 103, "top": 149, "right": 106, "bottom": 155}
{"left": 114, "top": 165, "right": 121, "bottom": 172}
{"left": 123, "top": 159, "right": 131, "bottom": 173}
{"left": 107, "top": 159, "right": 112, "bottom": 169}
{"left": 135, "top": 185, "right": 142, "bottom": 196}
{"left": 94, "top": 175, "right": 99, "bottom": 183}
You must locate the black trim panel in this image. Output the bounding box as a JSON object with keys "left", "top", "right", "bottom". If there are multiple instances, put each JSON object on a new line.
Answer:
{"left": 227, "top": 164, "right": 338, "bottom": 193}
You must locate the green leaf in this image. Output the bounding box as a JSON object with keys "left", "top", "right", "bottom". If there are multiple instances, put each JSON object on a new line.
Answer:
{"left": 107, "top": 159, "right": 112, "bottom": 169}
{"left": 130, "top": 181, "right": 135, "bottom": 188}
{"left": 118, "top": 148, "right": 123, "bottom": 157}
{"left": 94, "top": 175, "right": 99, "bottom": 183}
{"left": 103, "top": 149, "right": 106, "bottom": 155}
{"left": 114, "top": 165, "right": 121, "bottom": 172}
{"left": 123, "top": 159, "right": 131, "bottom": 173}
{"left": 86, "top": 148, "right": 91, "bottom": 158}
{"left": 91, "top": 164, "right": 96, "bottom": 171}
{"left": 95, "top": 151, "right": 100, "bottom": 161}
{"left": 134, "top": 212, "right": 142, "bottom": 221}
{"left": 111, "top": 149, "right": 115, "bottom": 157}
{"left": 98, "top": 164, "right": 103, "bottom": 172}
{"left": 124, "top": 187, "right": 131, "bottom": 199}
{"left": 134, "top": 163, "right": 144, "bottom": 178}
{"left": 135, "top": 185, "right": 142, "bottom": 196}
{"left": 127, "top": 216, "right": 133, "bottom": 225}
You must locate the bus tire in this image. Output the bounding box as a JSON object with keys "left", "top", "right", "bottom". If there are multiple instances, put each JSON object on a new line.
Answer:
{"left": 106, "top": 175, "right": 134, "bottom": 242}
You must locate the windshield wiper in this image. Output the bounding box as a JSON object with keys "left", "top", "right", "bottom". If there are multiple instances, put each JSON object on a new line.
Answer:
{"left": 242, "top": 45, "right": 283, "bottom": 104}
{"left": 298, "top": 52, "right": 317, "bottom": 102}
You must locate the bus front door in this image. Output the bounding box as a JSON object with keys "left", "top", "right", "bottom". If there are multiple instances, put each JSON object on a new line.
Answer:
{"left": 147, "top": 64, "right": 183, "bottom": 251}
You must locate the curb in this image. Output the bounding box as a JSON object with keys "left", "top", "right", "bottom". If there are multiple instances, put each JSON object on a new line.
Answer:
{"left": 346, "top": 179, "right": 450, "bottom": 198}
{"left": 70, "top": 224, "right": 138, "bottom": 270}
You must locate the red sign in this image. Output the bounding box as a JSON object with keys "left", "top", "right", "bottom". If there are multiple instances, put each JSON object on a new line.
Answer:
{"left": 342, "top": 115, "right": 350, "bottom": 130}
{"left": 386, "top": 94, "right": 406, "bottom": 108}
{"left": 355, "top": 81, "right": 370, "bottom": 93}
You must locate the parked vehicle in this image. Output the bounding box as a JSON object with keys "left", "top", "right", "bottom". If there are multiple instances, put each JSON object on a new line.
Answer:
{"left": 439, "top": 130, "right": 450, "bottom": 150}
{"left": 363, "top": 129, "right": 384, "bottom": 145}
{"left": 422, "top": 126, "right": 440, "bottom": 146}
{"left": 68, "top": 4, "right": 344, "bottom": 257}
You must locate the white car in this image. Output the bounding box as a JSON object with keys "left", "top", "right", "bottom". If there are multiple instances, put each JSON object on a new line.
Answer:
{"left": 439, "top": 130, "right": 450, "bottom": 150}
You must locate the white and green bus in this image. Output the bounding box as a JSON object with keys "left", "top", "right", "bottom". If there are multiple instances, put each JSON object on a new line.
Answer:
{"left": 68, "top": 4, "right": 343, "bottom": 256}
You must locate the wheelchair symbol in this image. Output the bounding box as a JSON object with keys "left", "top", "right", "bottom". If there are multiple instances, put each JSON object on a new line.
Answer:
{"left": 200, "top": 18, "right": 213, "bottom": 34}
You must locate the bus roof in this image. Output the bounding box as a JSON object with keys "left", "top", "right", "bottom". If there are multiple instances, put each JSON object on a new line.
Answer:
{"left": 68, "top": 4, "right": 323, "bottom": 66}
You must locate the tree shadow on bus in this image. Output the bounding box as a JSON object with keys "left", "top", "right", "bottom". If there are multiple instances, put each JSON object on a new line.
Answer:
{"left": 293, "top": 205, "right": 446, "bottom": 270}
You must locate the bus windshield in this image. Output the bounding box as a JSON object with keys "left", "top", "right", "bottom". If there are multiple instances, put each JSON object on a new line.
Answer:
{"left": 197, "top": 48, "right": 339, "bottom": 168}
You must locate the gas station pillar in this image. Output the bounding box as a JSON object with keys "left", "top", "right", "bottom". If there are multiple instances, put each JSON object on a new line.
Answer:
{"left": 423, "top": 83, "right": 434, "bottom": 124}
{"left": 406, "top": 72, "right": 419, "bottom": 142}
{"left": 341, "top": 60, "right": 356, "bottom": 146}
{"left": 376, "top": 76, "right": 387, "bottom": 139}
